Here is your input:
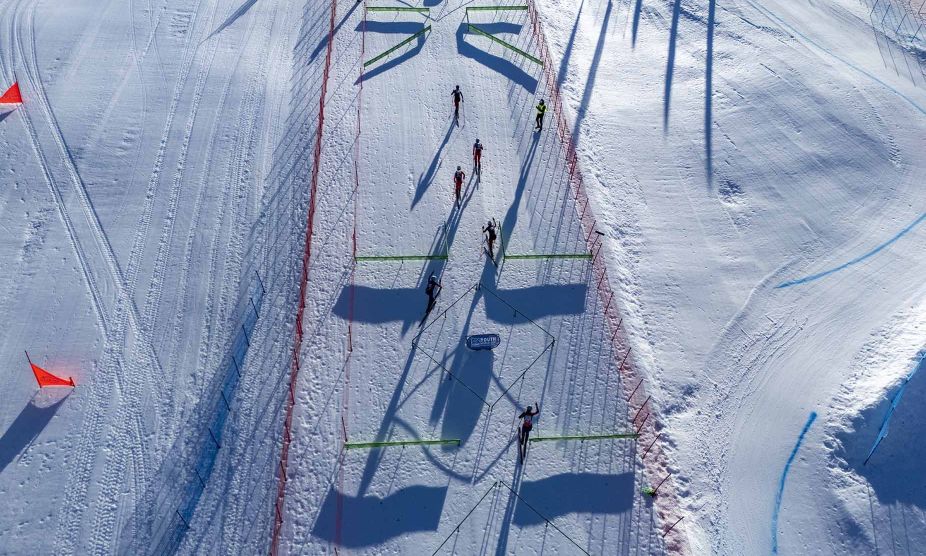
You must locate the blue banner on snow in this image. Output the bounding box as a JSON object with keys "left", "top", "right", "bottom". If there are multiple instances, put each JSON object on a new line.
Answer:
{"left": 466, "top": 334, "right": 500, "bottom": 350}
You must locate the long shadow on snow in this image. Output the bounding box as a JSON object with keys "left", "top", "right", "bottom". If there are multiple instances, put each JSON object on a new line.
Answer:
{"left": 556, "top": 0, "right": 584, "bottom": 87}
{"left": 413, "top": 120, "right": 455, "bottom": 209}
{"left": 307, "top": 0, "right": 362, "bottom": 62}
{"left": 632, "top": 0, "right": 644, "bottom": 47}
{"left": 0, "top": 393, "right": 69, "bottom": 473}
{"left": 705, "top": 0, "right": 716, "bottom": 188}
{"left": 430, "top": 292, "right": 491, "bottom": 447}
{"left": 835, "top": 352, "right": 926, "bottom": 509}
{"left": 500, "top": 132, "right": 541, "bottom": 259}
{"left": 573, "top": 0, "right": 612, "bottom": 146}
{"left": 209, "top": 0, "right": 259, "bottom": 38}
{"left": 359, "top": 21, "right": 428, "bottom": 82}
{"left": 332, "top": 285, "right": 421, "bottom": 326}
{"left": 664, "top": 0, "right": 683, "bottom": 131}
{"left": 495, "top": 458, "right": 525, "bottom": 554}
{"left": 457, "top": 22, "right": 538, "bottom": 94}
{"left": 311, "top": 484, "right": 447, "bottom": 546}
{"left": 513, "top": 472, "right": 634, "bottom": 525}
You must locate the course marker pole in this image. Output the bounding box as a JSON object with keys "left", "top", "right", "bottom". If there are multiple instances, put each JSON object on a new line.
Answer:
{"left": 345, "top": 438, "right": 461, "bottom": 449}
{"left": 355, "top": 253, "right": 448, "bottom": 261}
{"left": 503, "top": 253, "right": 591, "bottom": 260}
{"left": 465, "top": 5, "right": 529, "bottom": 11}
{"left": 366, "top": 6, "right": 430, "bottom": 12}
{"left": 364, "top": 25, "right": 431, "bottom": 67}
{"left": 467, "top": 24, "right": 543, "bottom": 65}
{"left": 528, "top": 432, "right": 638, "bottom": 442}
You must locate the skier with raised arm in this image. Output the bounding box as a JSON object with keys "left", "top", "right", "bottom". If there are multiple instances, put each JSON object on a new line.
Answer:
{"left": 518, "top": 402, "right": 540, "bottom": 462}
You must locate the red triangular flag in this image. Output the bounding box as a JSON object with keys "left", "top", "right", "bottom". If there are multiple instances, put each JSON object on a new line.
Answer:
{"left": 0, "top": 82, "right": 22, "bottom": 104}
{"left": 26, "top": 352, "right": 75, "bottom": 388}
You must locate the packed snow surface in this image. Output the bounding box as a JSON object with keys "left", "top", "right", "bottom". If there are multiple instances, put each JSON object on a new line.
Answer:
{"left": 0, "top": 0, "right": 924, "bottom": 555}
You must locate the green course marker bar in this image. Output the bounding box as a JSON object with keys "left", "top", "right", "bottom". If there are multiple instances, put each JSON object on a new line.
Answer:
{"left": 504, "top": 253, "right": 592, "bottom": 260}
{"left": 367, "top": 6, "right": 430, "bottom": 12}
{"left": 467, "top": 24, "right": 542, "bottom": 66}
{"left": 466, "top": 5, "right": 528, "bottom": 11}
{"left": 346, "top": 438, "right": 461, "bottom": 449}
{"left": 364, "top": 24, "right": 431, "bottom": 67}
{"left": 529, "top": 433, "right": 638, "bottom": 443}
{"left": 355, "top": 254, "right": 448, "bottom": 261}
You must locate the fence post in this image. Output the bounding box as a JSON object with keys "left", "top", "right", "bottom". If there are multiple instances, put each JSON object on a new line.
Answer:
{"left": 209, "top": 426, "right": 221, "bottom": 448}
{"left": 642, "top": 432, "right": 661, "bottom": 460}
{"left": 618, "top": 347, "right": 632, "bottom": 373}
{"left": 242, "top": 324, "right": 251, "bottom": 347}
{"left": 663, "top": 515, "right": 684, "bottom": 537}
{"left": 631, "top": 395, "right": 650, "bottom": 424}
{"left": 256, "top": 270, "right": 266, "bottom": 295}
{"left": 628, "top": 378, "right": 644, "bottom": 401}
{"left": 635, "top": 411, "right": 650, "bottom": 435}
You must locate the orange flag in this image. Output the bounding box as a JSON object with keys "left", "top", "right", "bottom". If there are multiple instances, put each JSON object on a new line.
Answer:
{"left": 26, "top": 351, "right": 75, "bottom": 388}
{"left": 0, "top": 82, "right": 22, "bottom": 104}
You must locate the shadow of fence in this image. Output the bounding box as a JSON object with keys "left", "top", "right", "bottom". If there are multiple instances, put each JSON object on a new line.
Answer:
{"left": 863, "top": 0, "right": 926, "bottom": 85}
{"left": 121, "top": 273, "right": 265, "bottom": 554}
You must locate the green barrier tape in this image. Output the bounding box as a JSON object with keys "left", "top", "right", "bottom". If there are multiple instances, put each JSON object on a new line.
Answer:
{"left": 465, "top": 5, "right": 529, "bottom": 10}
{"left": 366, "top": 6, "right": 430, "bottom": 12}
{"left": 504, "top": 253, "right": 592, "bottom": 260}
{"left": 355, "top": 254, "right": 448, "bottom": 261}
{"left": 364, "top": 24, "right": 431, "bottom": 67}
{"left": 529, "top": 433, "right": 639, "bottom": 442}
{"left": 346, "top": 438, "right": 461, "bottom": 449}
{"left": 467, "top": 24, "right": 543, "bottom": 66}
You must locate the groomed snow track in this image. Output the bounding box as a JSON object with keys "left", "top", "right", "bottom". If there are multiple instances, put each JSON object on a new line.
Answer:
{"left": 270, "top": 0, "right": 686, "bottom": 553}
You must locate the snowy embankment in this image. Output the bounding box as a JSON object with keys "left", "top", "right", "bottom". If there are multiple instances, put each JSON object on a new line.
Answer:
{"left": 532, "top": 0, "right": 926, "bottom": 553}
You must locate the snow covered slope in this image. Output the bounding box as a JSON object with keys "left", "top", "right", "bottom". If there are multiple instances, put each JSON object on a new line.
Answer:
{"left": 271, "top": 0, "right": 673, "bottom": 553}
{"left": 2, "top": 0, "right": 924, "bottom": 554}
{"left": 532, "top": 0, "right": 926, "bottom": 553}
{"left": 0, "top": 0, "right": 303, "bottom": 552}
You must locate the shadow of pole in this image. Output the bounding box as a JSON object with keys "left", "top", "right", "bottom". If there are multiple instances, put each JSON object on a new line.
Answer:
{"left": 356, "top": 344, "right": 421, "bottom": 497}
{"left": 501, "top": 133, "right": 542, "bottom": 257}
{"left": 413, "top": 121, "right": 456, "bottom": 209}
{"left": 557, "top": 0, "right": 584, "bottom": 87}
{"left": 664, "top": 0, "right": 682, "bottom": 132}
{"left": 308, "top": 0, "right": 362, "bottom": 61}
{"left": 632, "top": 0, "right": 644, "bottom": 47}
{"left": 705, "top": 0, "right": 716, "bottom": 188}
{"left": 0, "top": 392, "right": 70, "bottom": 473}
{"left": 573, "top": 0, "right": 612, "bottom": 146}
{"left": 494, "top": 459, "right": 525, "bottom": 554}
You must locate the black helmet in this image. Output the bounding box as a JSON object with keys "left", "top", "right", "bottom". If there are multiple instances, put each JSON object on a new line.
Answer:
{"left": 457, "top": 165, "right": 461, "bottom": 171}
